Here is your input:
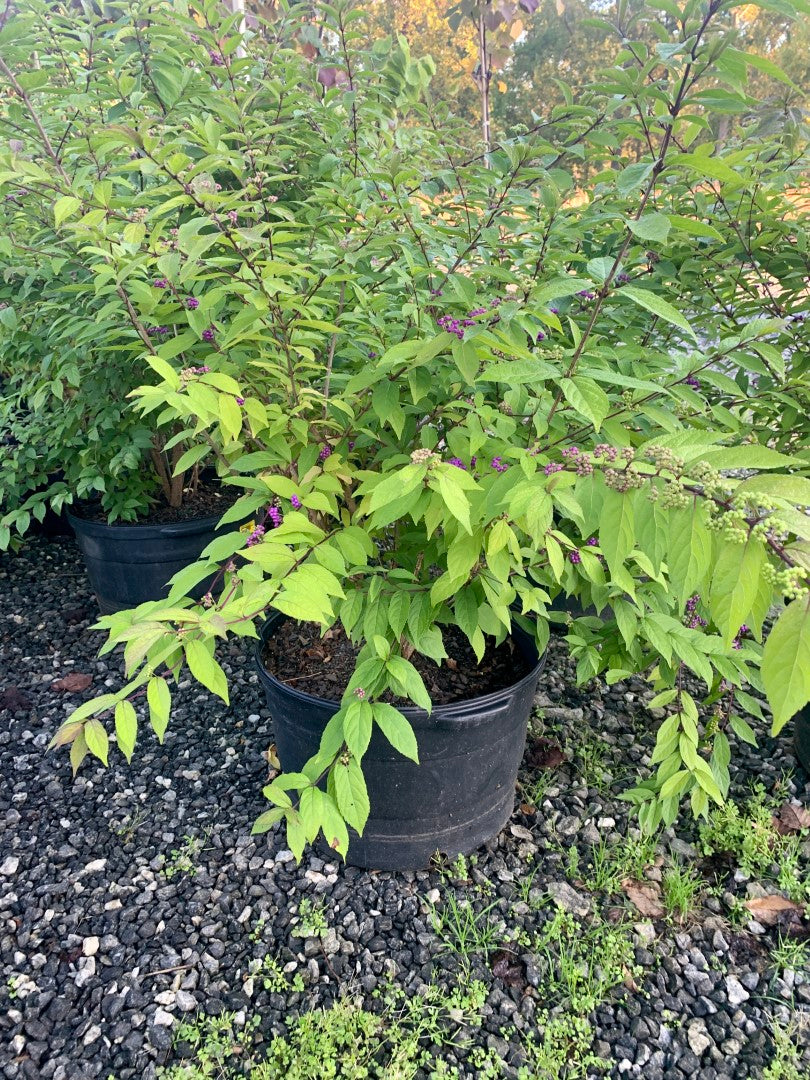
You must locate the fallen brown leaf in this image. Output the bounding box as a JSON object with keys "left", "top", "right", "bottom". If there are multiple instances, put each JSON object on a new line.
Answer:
{"left": 52, "top": 673, "right": 92, "bottom": 693}
{"left": 525, "top": 737, "right": 567, "bottom": 770}
{"left": 491, "top": 949, "right": 527, "bottom": 990}
{"left": 621, "top": 878, "right": 664, "bottom": 918}
{"left": 519, "top": 802, "right": 537, "bottom": 816}
{"left": 744, "top": 895, "right": 806, "bottom": 927}
{"left": 0, "top": 687, "right": 31, "bottom": 712}
{"left": 773, "top": 803, "right": 810, "bottom": 835}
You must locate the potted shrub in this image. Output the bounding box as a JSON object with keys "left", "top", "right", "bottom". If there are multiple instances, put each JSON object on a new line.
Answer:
{"left": 0, "top": 3, "right": 245, "bottom": 610}
{"left": 38, "top": 0, "right": 810, "bottom": 868}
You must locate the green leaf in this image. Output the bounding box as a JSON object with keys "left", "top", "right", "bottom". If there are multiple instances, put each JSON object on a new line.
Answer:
{"left": 385, "top": 656, "right": 432, "bottom": 712}
{"left": 666, "top": 503, "right": 712, "bottom": 605}
{"left": 479, "top": 359, "right": 558, "bottom": 383}
{"left": 531, "top": 277, "right": 595, "bottom": 305}
{"left": 599, "top": 489, "right": 635, "bottom": 582}
{"left": 667, "top": 214, "right": 724, "bottom": 242}
{"left": 147, "top": 676, "right": 171, "bottom": 742}
{"left": 669, "top": 153, "right": 742, "bottom": 185}
{"left": 619, "top": 286, "right": 696, "bottom": 340}
{"left": 343, "top": 698, "right": 373, "bottom": 757}
{"left": 84, "top": 718, "right": 109, "bottom": 765}
{"left": 560, "top": 376, "right": 609, "bottom": 432}
{"left": 54, "top": 195, "right": 81, "bottom": 226}
{"left": 372, "top": 702, "right": 419, "bottom": 762}
{"left": 219, "top": 395, "right": 243, "bottom": 442}
{"left": 616, "top": 161, "right": 654, "bottom": 196}
{"left": 184, "top": 639, "right": 229, "bottom": 703}
{"left": 334, "top": 758, "right": 370, "bottom": 834}
{"left": 762, "top": 600, "right": 810, "bottom": 734}
{"left": 626, "top": 213, "right": 671, "bottom": 243}
{"left": 251, "top": 807, "right": 286, "bottom": 834}
{"left": 709, "top": 539, "right": 765, "bottom": 648}
{"left": 114, "top": 700, "right": 137, "bottom": 762}
{"left": 729, "top": 712, "right": 758, "bottom": 746}
{"left": 434, "top": 473, "right": 472, "bottom": 534}
{"left": 733, "top": 473, "right": 810, "bottom": 506}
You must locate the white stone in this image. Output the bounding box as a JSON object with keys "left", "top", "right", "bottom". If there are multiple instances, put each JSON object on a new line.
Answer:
{"left": 0, "top": 856, "right": 19, "bottom": 876}
{"left": 155, "top": 990, "right": 175, "bottom": 1006}
{"left": 104, "top": 899, "right": 122, "bottom": 912}
{"left": 175, "top": 990, "right": 196, "bottom": 1012}
{"left": 83, "top": 859, "right": 107, "bottom": 874}
{"left": 725, "top": 974, "right": 750, "bottom": 1006}
{"left": 83, "top": 1024, "right": 102, "bottom": 1046}
{"left": 11, "top": 1034, "right": 25, "bottom": 1055}
{"left": 153, "top": 1007, "right": 175, "bottom": 1026}
{"left": 82, "top": 937, "right": 99, "bottom": 957}
{"left": 547, "top": 881, "right": 592, "bottom": 917}
{"left": 75, "top": 956, "right": 96, "bottom": 988}
{"left": 425, "top": 889, "right": 441, "bottom": 904}
{"left": 687, "top": 1019, "right": 712, "bottom": 1057}
{"left": 633, "top": 922, "right": 656, "bottom": 946}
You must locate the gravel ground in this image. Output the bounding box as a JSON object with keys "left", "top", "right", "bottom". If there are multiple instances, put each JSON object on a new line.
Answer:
{"left": 1, "top": 536, "right": 809, "bottom": 1079}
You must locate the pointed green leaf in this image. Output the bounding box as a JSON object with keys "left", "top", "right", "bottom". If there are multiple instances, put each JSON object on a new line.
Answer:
{"left": 372, "top": 702, "right": 419, "bottom": 762}
{"left": 114, "top": 700, "right": 137, "bottom": 762}
{"left": 762, "top": 600, "right": 810, "bottom": 734}
{"left": 147, "top": 676, "right": 172, "bottom": 742}
{"left": 184, "top": 639, "right": 229, "bottom": 703}
{"left": 619, "top": 285, "right": 696, "bottom": 340}
{"left": 334, "top": 758, "right": 370, "bottom": 834}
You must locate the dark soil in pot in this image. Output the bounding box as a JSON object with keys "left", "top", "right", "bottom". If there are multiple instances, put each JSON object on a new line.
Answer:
{"left": 261, "top": 620, "right": 534, "bottom": 705}
{"left": 69, "top": 477, "right": 240, "bottom": 525}
{"left": 67, "top": 481, "right": 246, "bottom": 614}
{"left": 256, "top": 614, "right": 545, "bottom": 871}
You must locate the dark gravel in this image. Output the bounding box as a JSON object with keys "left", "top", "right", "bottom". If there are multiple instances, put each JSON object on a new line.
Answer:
{"left": 1, "top": 536, "right": 809, "bottom": 1079}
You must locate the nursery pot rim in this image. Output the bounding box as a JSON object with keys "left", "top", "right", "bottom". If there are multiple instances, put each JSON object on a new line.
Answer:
{"left": 254, "top": 610, "right": 547, "bottom": 718}
{"left": 66, "top": 506, "right": 229, "bottom": 539}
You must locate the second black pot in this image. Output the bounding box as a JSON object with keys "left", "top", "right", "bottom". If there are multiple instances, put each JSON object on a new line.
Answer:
{"left": 795, "top": 705, "right": 810, "bottom": 774}
{"left": 255, "top": 613, "right": 545, "bottom": 870}
{"left": 67, "top": 509, "right": 229, "bottom": 614}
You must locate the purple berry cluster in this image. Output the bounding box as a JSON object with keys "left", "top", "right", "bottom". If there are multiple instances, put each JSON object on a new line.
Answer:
{"left": 684, "top": 594, "right": 708, "bottom": 630}
{"left": 490, "top": 456, "right": 508, "bottom": 473}
{"left": 569, "top": 549, "right": 582, "bottom": 564}
{"left": 268, "top": 506, "right": 282, "bottom": 528}
{"left": 246, "top": 524, "right": 265, "bottom": 547}
{"left": 290, "top": 494, "right": 302, "bottom": 510}
{"left": 577, "top": 289, "right": 595, "bottom": 300}
{"left": 684, "top": 375, "right": 701, "bottom": 389}
{"left": 436, "top": 299, "right": 502, "bottom": 340}
{"left": 209, "top": 50, "right": 225, "bottom": 66}
{"left": 448, "top": 457, "right": 466, "bottom": 470}
{"left": 146, "top": 325, "right": 170, "bottom": 336}
{"left": 319, "top": 444, "right": 332, "bottom": 461}
{"left": 186, "top": 296, "right": 199, "bottom": 309}
{"left": 201, "top": 327, "right": 215, "bottom": 342}
{"left": 153, "top": 278, "right": 169, "bottom": 289}
{"left": 544, "top": 462, "right": 563, "bottom": 475}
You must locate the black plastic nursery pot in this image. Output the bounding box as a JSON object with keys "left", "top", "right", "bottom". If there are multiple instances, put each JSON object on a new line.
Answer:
{"left": 795, "top": 705, "right": 810, "bottom": 774}
{"left": 67, "top": 509, "right": 228, "bottom": 614}
{"left": 255, "top": 612, "right": 546, "bottom": 871}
